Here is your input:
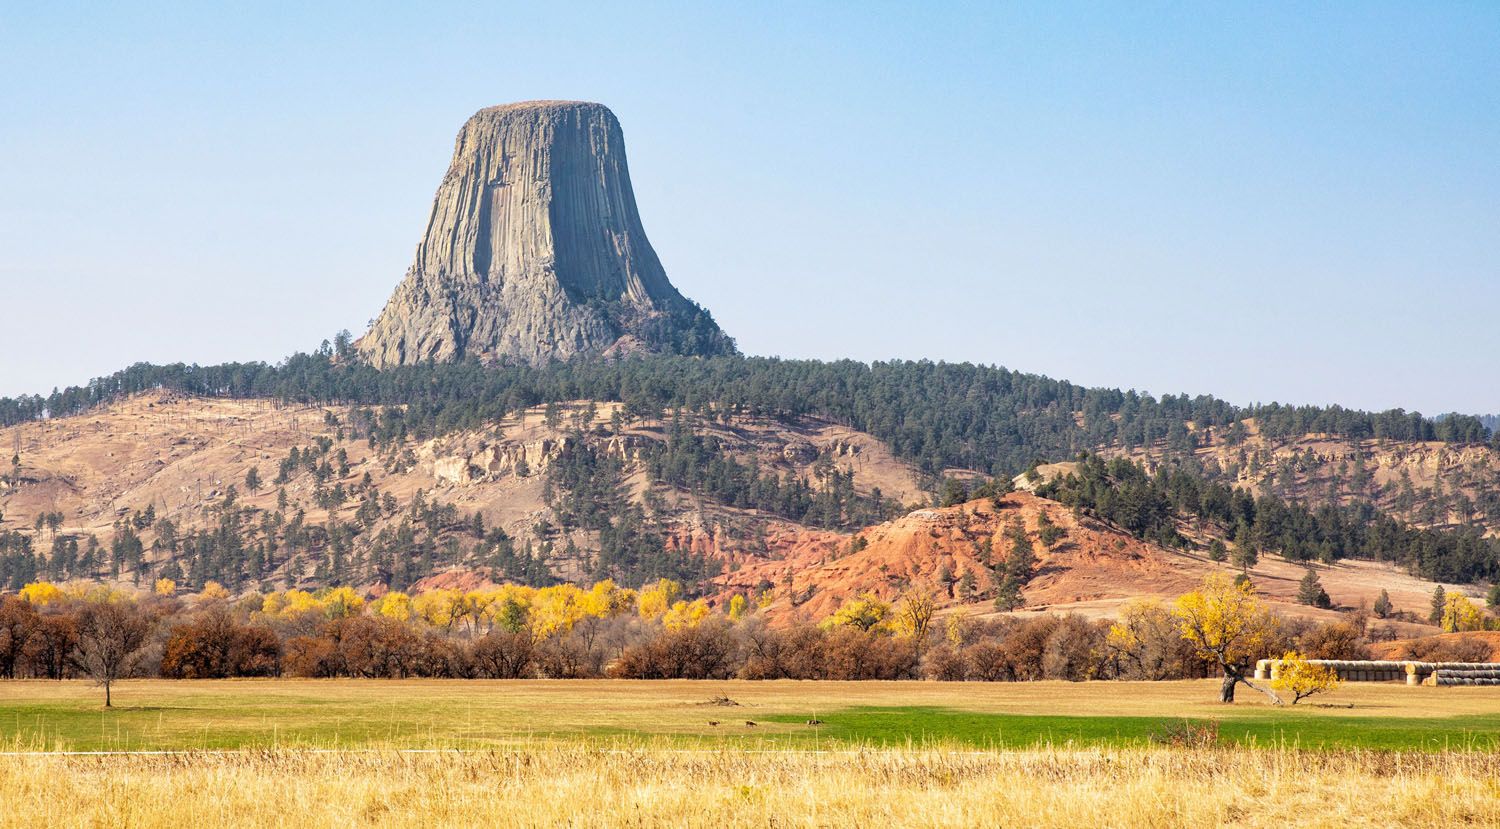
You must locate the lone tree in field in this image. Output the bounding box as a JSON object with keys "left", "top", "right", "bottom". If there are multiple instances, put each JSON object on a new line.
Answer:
{"left": 72, "top": 600, "right": 153, "bottom": 707}
{"left": 1270, "top": 651, "right": 1340, "bottom": 704}
{"left": 1174, "top": 574, "right": 1284, "bottom": 704}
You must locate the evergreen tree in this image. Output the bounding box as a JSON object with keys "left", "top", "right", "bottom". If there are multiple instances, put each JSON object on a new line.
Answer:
{"left": 1231, "top": 532, "right": 1258, "bottom": 572}
{"left": 1207, "top": 538, "right": 1228, "bottom": 562}
{"left": 993, "top": 521, "right": 1035, "bottom": 611}
{"left": 939, "top": 478, "right": 969, "bottom": 508}
{"left": 1296, "top": 568, "right": 1331, "bottom": 608}
{"left": 1429, "top": 586, "right": 1447, "bottom": 625}
{"left": 1373, "top": 589, "right": 1392, "bottom": 618}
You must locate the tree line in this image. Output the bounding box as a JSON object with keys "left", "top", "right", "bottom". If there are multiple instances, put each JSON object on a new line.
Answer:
{"left": 7, "top": 575, "right": 1487, "bottom": 707}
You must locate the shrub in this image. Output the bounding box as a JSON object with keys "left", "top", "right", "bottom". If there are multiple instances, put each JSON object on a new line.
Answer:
{"left": 469, "top": 631, "right": 535, "bottom": 679}
{"left": 610, "top": 620, "right": 738, "bottom": 679}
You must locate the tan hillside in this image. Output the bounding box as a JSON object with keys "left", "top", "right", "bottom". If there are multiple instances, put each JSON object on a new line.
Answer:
{"left": 0, "top": 394, "right": 1485, "bottom": 634}
{"left": 0, "top": 392, "right": 929, "bottom": 586}
{"left": 1370, "top": 631, "right": 1500, "bottom": 662}
{"left": 712, "top": 491, "right": 1474, "bottom": 632}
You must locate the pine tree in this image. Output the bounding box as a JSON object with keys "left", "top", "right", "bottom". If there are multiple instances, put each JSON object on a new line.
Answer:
{"left": 1296, "top": 568, "right": 1331, "bottom": 608}
{"left": 1208, "top": 539, "right": 1228, "bottom": 562}
{"left": 1429, "top": 586, "right": 1446, "bottom": 625}
{"left": 1231, "top": 539, "right": 1258, "bottom": 572}
{"left": 1373, "top": 589, "right": 1392, "bottom": 618}
{"left": 993, "top": 521, "right": 1035, "bottom": 611}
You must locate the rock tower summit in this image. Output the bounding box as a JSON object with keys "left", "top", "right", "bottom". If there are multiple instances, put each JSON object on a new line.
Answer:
{"left": 358, "top": 100, "right": 732, "bottom": 367}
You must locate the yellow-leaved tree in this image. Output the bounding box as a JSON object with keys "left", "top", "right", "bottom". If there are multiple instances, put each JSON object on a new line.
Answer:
{"left": 320, "top": 586, "right": 364, "bottom": 619}
{"left": 581, "top": 579, "right": 635, "bottom": 618}
{"left": 1107, "top": 599, "right": 1189, "bottom": 681}
{"left": 372, "top": 591, "right": 414, "bottom": 622}
{"left": 1270, "top": 651, "right": 1340, "bottom": 704}
{"left": 637, "top": 579, "right": 682, "bottom": 622}
{"left": 461, "top": 591, "right": 496, "bottom": 633}
{"left": 413, "top": 589, "right": 466, "bottom": 633}
{"left": 153, "top": 578, "right": 177, "bottom": 597}
{"left": 823, "top": 592, "right": 891, "bottom": 632}
{"left": 944, "top": 612, "right": 972, "bottom": 648}
{"left": 892, "top": 591, "right": 937, "bottom": 655}
{"left": 662, "top": 598, "right": 711, "bottom": 631}
{"left": 727, "top": 594, "right": 748, "bottom": 622}
{"left": 1174, "top": 574, "right": 1284, "bottom": 704}
{"left": 19, "top": 582, "right": 64, "bottom": 606}
{"left": 263, "top": 589, "right": 318, "bottom": 617}
{"left": 531, "top": 584, "right": 588, "bottom": 639}
{"left": 481, "top": 585, "right": 535, "bottom": 634}
{"left": 1441, "top": 594, "right": 1490, "bottom": 633}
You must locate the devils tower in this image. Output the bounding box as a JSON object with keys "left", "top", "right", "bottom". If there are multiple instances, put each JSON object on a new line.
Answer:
{"left": 358, "top": 100, "right": 733, "bottom": 367}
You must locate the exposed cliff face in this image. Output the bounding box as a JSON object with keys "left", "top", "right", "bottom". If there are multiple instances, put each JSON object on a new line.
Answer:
{"left": 359, "top": 100, "right": 733, "bottom": 367}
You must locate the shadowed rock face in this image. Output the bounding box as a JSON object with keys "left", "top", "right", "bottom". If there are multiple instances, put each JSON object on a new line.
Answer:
{"left": 359, "top": 100, "right": 733, "bottom": 367}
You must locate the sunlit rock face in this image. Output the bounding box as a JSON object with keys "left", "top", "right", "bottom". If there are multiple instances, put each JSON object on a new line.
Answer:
{"left": 359, "top": 100, "right": 732, "bottom": 367}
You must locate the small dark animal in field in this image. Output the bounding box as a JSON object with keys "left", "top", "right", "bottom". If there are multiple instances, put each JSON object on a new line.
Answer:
{"left": 745, "top": 721, "right": 757, "bottom": 727}
{"left": 806, "top": 719, "right": 823, "bottom": 726}
{"left": 708, "top": 721, "right": 720, "bottom": 727}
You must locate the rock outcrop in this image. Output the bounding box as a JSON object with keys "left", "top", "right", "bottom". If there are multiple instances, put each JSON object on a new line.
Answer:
{"left": 359, "top": 100, "right": 733, "bottom": 367}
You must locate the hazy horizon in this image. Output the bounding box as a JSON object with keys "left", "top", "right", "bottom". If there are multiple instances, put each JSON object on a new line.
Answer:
{"left": 2, "top": 4, "right": 1496, "bottom": 414}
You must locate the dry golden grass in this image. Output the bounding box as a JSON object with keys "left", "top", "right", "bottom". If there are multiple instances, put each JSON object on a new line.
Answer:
{"left": 3, "top": 743, "right": 1500, "bottom": 828}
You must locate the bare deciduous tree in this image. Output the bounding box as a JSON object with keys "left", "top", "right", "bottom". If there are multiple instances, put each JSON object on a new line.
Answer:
{"left": 72, "top": 601, "right": 153, "bottom": 707}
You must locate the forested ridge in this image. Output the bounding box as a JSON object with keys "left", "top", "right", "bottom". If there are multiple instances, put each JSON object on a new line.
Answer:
{"left": 4, "top": 348, "right": 1498, "bottom": 596}
{"left": 2, "top": 348, "right": 1493, "bottom": 481}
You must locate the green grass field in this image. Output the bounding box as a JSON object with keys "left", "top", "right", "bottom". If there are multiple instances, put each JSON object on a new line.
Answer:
{"left": 2, "top": 678, "right": 1498, "bottom": 752}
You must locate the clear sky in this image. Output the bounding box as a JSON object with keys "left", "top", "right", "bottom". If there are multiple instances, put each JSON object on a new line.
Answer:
{"left": 1, "top": 3, "right": 1496, "bottom": 414}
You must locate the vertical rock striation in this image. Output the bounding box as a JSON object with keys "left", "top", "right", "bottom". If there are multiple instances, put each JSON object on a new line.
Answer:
{"left": 358, "top": 100, "right": 733, "bottom": 367}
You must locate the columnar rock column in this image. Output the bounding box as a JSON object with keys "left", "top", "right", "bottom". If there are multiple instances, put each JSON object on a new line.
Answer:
{"left": 358, "top": 100, "right": 732, "bottom": 367}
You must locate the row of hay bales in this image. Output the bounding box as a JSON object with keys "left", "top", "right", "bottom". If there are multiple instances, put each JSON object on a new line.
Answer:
{"left": 1425, "top": 669, "right": 1500, "bottom": 687}
{"left": 1254, "top": 659, "right": 1500, "bottom": 685}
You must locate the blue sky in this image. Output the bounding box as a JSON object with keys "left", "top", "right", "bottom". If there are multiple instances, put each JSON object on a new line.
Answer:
{"left": 1, "top": 3, "right": 1496, "bottom": 413}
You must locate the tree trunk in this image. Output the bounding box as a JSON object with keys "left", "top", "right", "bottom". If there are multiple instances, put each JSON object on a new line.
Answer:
{"left": 1220, "top": 667, "right": 1283, "bottom": 705}
{"left": 104, "top": 680, "right": 112, "bottom": 708}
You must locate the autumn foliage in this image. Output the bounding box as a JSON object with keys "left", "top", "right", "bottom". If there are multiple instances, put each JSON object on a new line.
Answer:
{"left": 0, "top": 574, "right": 1404, "bottom": 688}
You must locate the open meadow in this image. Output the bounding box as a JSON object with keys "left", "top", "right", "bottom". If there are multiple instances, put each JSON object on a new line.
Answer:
{"left": 2, "top": 679, "right": 1499, "bottom": 827}
{"left": 2, "top": 678, "right": 1499, "bottom": 751}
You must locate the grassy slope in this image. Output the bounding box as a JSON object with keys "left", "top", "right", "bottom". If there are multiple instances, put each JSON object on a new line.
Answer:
{"left": 2, "top": 679, "right": 1498, "bottom": 752}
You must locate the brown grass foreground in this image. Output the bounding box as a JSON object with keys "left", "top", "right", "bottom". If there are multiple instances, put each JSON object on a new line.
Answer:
{"left": 3, "top": 744, "right": 1500, "bottom": 828}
